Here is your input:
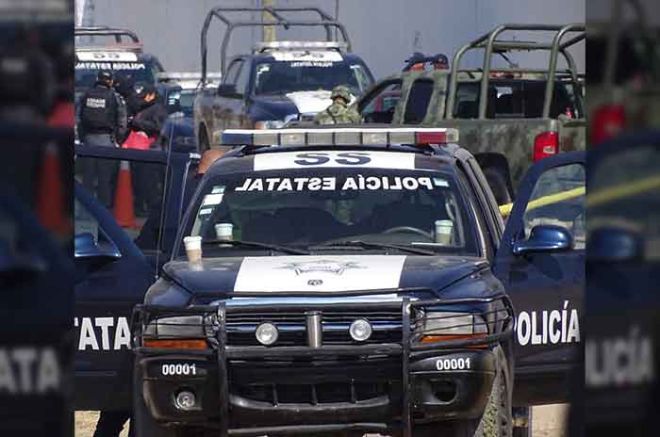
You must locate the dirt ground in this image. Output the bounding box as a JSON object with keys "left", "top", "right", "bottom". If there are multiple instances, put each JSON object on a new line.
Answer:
{"left": 75, "top": 404, "right": 568, "bottom": 436}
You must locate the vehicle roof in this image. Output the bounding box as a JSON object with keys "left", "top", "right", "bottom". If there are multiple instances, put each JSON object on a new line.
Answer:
{"left": 203, "top": 143, "right": 467, "bottom": 180}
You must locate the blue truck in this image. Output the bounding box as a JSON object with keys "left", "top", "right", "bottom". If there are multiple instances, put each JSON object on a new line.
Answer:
{"left": 118, "top": 126, "right": 585, "bottom": 436}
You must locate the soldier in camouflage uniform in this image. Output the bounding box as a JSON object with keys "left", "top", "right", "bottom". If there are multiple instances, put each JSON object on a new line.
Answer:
{"left": 314, "top": 85, "right": 362, "bottom": 125}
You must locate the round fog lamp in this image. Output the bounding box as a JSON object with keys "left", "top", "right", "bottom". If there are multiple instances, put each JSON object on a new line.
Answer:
{"left": 174, "top": 390, "right": 196, "bottom": 411}
{"left": 349, "top": 319, "right": 373, "bottom": 342}
{"left": 255, "top": 322, "right": 279, "bottom": 346}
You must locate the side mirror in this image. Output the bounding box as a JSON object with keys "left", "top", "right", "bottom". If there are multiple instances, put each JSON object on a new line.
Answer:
{"left": 513, "top": 224, "right": 573, "bottom": 256}
{"left": 74, "top": 232, "right": 121, "bottom": 261}
{"left": 217, "top": 84, "right": 239, "bottom": 98}
{"left": 588, "top": 227, "right": 643, "bottom": 263}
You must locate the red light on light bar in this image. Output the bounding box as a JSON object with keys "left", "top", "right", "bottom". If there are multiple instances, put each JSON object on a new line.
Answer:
{"left": 416, "top": 131, "right": 447, "bottom": 144}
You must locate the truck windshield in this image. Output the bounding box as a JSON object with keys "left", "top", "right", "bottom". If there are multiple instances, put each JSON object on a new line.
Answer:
{"left": 253, "top": 59, "right": 371, "bottom": 96}
{"left": 75, "top": 61, "right": 156, "bottom": 89}
{"left": 188, "top": 166, "right": 479, "bottom": 256}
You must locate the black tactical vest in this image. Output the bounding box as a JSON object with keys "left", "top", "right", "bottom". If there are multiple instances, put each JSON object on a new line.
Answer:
{"left": 80, "top": 85, "right": 118, "bottom": 133}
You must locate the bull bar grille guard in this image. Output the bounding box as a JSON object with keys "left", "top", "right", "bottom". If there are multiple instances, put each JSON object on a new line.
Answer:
{"left": 132, "top": 292, "right": 514, "bottom": 436}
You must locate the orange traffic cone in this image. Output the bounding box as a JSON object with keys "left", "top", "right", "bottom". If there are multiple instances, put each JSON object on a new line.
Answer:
{"left": 36, "top": 142, "right": 70, "bottom": 236}
{"left": 113, "top": 160, "right": 137, "bottom": 228}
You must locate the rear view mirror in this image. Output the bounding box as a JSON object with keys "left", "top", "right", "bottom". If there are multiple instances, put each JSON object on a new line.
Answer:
{"left": 75, "top": 232, "right": 121, "bottom": 261}
{"left": 513, "top": 224, "right": 572, "bottom": 255}
{"left": 588, "top": 227, "right": 643, "bottom": 263}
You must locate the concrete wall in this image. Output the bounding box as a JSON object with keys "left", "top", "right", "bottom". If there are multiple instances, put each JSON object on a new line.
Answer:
{"left": 83, "top": 0, "right": 584, "bottom": 79}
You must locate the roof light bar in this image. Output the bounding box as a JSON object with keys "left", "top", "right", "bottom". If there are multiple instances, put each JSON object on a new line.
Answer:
{"left": 254, "top": 41, "right": 348, "bottom": 52}
{"left": 220, "top": 127, "right": 459, "bottom": 148}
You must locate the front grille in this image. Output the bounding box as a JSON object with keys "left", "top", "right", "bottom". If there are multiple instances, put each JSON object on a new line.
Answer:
{"left": 234, "top": 381, "right": 391, "bottom": 405}
{"left": 225, "top": 308, "right": 404, "bottom": 347}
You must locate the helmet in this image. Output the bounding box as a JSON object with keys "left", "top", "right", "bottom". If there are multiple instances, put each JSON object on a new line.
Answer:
{"left": 97, "top": 70, "right": 113, "bottom": 83}
{"left": 331, "top": 85, "right": 352, "bottom": 102}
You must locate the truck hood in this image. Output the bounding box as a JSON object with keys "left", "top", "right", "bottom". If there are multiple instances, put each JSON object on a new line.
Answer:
{"left": 162, "top": 255, "right": 488, "bottom": 299}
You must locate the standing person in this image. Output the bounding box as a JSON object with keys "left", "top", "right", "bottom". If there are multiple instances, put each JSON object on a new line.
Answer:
{"left": 79, "top": 71, "right": 127, "bottom": 208}
{"left": 113, "top": 72, "right": 141, "bottom": 120}
{"left": 125, "top": 84, "right": 168, "bottom": 215}
{"left": 314, "top": 85, "right": 362, "bottom": 125}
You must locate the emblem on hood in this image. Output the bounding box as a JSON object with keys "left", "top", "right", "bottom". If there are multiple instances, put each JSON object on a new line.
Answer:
{"left": 280, "top": 260, "right": 364, "bottom": 276}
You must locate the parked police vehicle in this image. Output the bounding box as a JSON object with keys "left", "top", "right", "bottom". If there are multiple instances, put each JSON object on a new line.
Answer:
{"left": 131, "top": 126, "right": 584, "bottom": 436}
{"left": 157, "top": 72, "right": 222, "bottom": 152}
{"left": 194, "top": 6, "right": 374, "bottom": 151}
{"left": 75, "top": 27, "right": 165, "bottom": 103}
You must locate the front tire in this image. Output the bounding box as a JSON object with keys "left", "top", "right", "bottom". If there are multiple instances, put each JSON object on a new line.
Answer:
{"left": 483, "top": 168, "right": 513, "bottom": 206}
{"left": 414, "top": 347, "right": 512, "bottom": 437}
{"left": 198, "top": 128, "right": 210, "bottom": 152}
{"left": 132, "top": 364, "right": 178, "bottom": 437}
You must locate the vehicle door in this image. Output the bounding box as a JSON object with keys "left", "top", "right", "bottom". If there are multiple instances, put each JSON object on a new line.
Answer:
{"left": 215, "top": 57, "right": 248, "bottom": 131}
{"left": 73, "top": 146, "right": 196, "bottom": 410}
{"left": 357, "top": 78, "right": 403, "bottom": 124}
{"left": 492, "top": 151, "right": 586, "bottom": 405}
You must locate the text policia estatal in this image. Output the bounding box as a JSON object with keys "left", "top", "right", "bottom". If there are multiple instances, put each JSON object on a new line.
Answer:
{"left": 235, "top": 176, "right": 442, "bottom": 192}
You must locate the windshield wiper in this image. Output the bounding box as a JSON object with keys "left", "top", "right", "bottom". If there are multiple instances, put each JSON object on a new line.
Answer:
{"left": 202, "top": 239, "right": 309, "bottom": 255}
{"left": 313, "top": 240, "right": 436, "bottom": 256}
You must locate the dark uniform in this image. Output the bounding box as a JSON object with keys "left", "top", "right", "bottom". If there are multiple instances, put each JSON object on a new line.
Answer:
{"left": 79, "top": 71, "right": 127, "bottom": 208}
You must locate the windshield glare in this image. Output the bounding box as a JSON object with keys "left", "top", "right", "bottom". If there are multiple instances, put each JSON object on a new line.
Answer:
{"left": 189, "top": 168, "right": 478, "bottom": 256}
{"left": 254, "top": 60, "right": 369, "bottom": 96}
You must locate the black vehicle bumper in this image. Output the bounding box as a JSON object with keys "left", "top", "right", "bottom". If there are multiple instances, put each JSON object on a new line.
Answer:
{"left": 134, "top": 295, "right": 512, "bottom": 436}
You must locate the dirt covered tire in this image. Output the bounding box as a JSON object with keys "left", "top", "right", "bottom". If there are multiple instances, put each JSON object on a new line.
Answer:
{"left": 483, "top": 168, "right": 512, "bottom": 206}
{"left": 132, "top": 364, "right": 178, "bottom": 437}
{"left": 472, "top": 347, "right": 513, "bottom": 437}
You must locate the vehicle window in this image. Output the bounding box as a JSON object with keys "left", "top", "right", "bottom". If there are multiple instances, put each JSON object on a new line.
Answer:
{"left": 186, "top": 166, "right": 479, "bottom": 256}
{"left": 403, "top": 79, "right": 433, "bottom": 124}
{"left": 253, "top": 59, "right": 364, "bottom": 96}
{"left": 224, "top": 60, "right": 242, "bottom": 86}
{"left": 75, "top": 62, "right": 155, "bottom": 89}
{"left": 454, "top": 82, "right": 479, "bottom": 118}
{"left": 590, "top": 144, "right": 660, "bottom": 259}
{"left": 74, "top": 157, "right": 168, "bottom": 251}
{"left": 360, "top": 80, "right": 402, "bottom": 124}
{"left": 454, "top": 80, "right": 579, "bottom": 119}
{"left": 350, "top": 63, "right": 372, "bottom": 93}
{"left": 523, "top": 163, "right": 585, "bottom": 249}
{"left": 234, "top": 61, "right": 250, "bottom": 95}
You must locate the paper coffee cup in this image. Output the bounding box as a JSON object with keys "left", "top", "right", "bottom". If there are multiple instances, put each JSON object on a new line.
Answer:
{"left": 214, "top": 223, "right": 234, "bottom": 241}
{"left": 434, "top": 220, "right": 453, "bottom": 244}
{"left": 183, "top": 236, "right": 203, "bottom": 263}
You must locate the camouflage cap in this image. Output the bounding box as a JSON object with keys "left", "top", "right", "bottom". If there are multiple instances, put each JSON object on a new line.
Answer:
{"left": 331, "top": 85, "right": 352, "bottom": 102}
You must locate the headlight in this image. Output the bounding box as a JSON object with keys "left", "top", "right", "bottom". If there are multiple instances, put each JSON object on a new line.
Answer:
{"left": 254, "top": 120, "right": 285, "bottom": 129}
{"left": 415, "top": 311, "right": 487, "bottom": 344}
{"left": 255, "top": 322, "right": 279, "bottom": 346}
{"left": 144, "top": 315, "right": 205, "bottom": 338}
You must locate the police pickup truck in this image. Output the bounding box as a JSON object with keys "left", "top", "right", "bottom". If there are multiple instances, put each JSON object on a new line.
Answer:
{"left": 131, "top": 127, "right": 585, "bottom": 437}
{"left": 74, "top": 27, "right": 165, "bottom": 103}
{"left": 357, "top": 24, "right": 586, "bottom": 204}
{"left": 193, "top": 6, "right": 374, "bottom": 151}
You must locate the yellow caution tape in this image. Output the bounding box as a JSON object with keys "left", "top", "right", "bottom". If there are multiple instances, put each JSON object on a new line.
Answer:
{"left": 499, "top": 186, "right": 585, "bottom": 217}
{"left": 587, "top": 175, "right": 660, "bottom": 207}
